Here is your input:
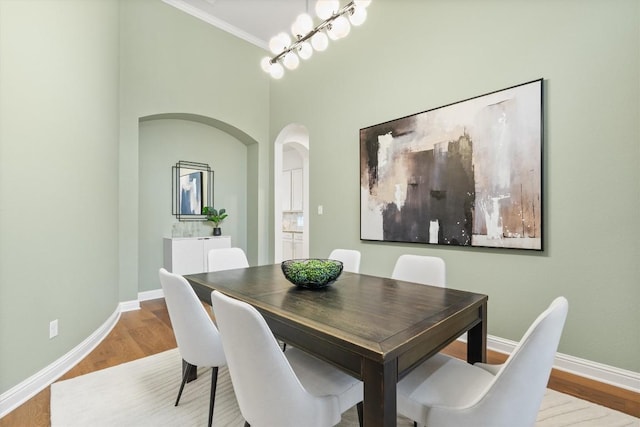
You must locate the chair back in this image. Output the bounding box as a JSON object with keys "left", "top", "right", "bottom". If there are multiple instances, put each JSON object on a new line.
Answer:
{"left": 158, "top": 268, "right": 226, "bottom": 367}
{"left": 447, "top": 297, "right": 569, "bottom": 427}
{"left": 211, "top": 290, "right": 339, "bottom": 427}
{"left": 207, "top": 247, "right": 249, "bottom": 272}
{"left": 328, "top": 249, "right": 361, "bottom": 273}
{"left": 391, "top": 254, "right": 446, "bottom": 287}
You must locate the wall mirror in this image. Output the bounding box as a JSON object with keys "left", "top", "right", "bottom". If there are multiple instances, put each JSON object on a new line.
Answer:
{"left": 172, "top": 161, "right": 213, "bottom": 220}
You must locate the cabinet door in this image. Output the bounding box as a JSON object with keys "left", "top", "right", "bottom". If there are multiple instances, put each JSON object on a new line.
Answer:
{"left": 282, "top": 170, "right": 292, "bottom": 211}
{"left": 293, "top": 233, "right": 304, "bottom": 259}
{"left": 291, "top": 168, "right": 303, "bottom": 211}
{"left": 282, "top": 233, "right": 293, "bottom": 260}
{"left": 171, "top": 239, "right": 204, "bottom": 275}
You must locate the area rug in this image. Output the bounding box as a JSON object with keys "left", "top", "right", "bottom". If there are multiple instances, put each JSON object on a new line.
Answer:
{"left": 51, "top": 348, "right": 639, "bottom": 426}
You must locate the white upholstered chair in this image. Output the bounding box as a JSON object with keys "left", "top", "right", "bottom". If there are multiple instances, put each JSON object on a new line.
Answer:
{"left": 391, "top": 254, "right": 447, "bottom": 427}
{"left": 211, "top": 290, "right": 364, "bottom": 427}
{"left": 328, "top": 248, "right": 361, "bottom": 273}
{"left": 158, "top": 268, "right": 227, "bottom": 427}
{"left": 397, "top": 296, "right": 569, "bottom": 427}
{"left": 391, "top": 254, "right": 446, "bottom": 287}
{"left": 207, "top": 247, "right": 249, "bottom": 272}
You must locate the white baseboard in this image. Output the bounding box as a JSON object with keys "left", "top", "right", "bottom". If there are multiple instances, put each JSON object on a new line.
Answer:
{"left": 139, "top": 288, "right": 164, "bottom": 302}
{"left": 483, "top": 335, "right": 640, "bottom": 393}
{"left": 0, "top": 307, "right": 121, "bottom": 418}
{"left": 120, "top": 289, "right": 163, "bottom": 312}
{"left": 119, "top": 300, "right": 140, "bottom": 312}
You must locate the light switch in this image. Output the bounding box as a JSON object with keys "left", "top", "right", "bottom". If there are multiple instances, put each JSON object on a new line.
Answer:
{"left": 317, "top": 205, "right": 323, "bottom": 215}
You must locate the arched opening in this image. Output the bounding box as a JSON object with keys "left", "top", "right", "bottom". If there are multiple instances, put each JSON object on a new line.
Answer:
{"left": 274, "top": 124, "right": 309, "bottom": 262}
{"left": 137, "top": 113, "right": 260, "bottom": 291}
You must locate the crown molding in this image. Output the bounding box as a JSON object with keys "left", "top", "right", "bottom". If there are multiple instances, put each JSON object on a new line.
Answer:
{"left": 162, "top": 0, "right": 268, "bottom": 50}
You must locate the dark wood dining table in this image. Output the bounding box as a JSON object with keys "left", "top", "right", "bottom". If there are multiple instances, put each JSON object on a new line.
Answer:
{"left": 185, "top": 264, "right": 488, "bottom": 427}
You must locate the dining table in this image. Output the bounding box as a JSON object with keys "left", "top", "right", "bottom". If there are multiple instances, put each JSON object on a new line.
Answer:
{"left": 185, "top": 263, "right": 488, "bottom": 427}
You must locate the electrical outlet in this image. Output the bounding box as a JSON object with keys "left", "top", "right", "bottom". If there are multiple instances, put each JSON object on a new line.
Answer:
{"left": 49, "top": 319, "right": 58, "bottom": 339}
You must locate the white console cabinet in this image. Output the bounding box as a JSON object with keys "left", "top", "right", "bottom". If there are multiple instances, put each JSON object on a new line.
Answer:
{"left": 163, "top": 236, "right": 231, "bottom": 275}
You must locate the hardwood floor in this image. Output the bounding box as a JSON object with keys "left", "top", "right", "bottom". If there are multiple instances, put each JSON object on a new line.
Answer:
{"left": 1, "top": 298, "right": 638, "bottom": 426}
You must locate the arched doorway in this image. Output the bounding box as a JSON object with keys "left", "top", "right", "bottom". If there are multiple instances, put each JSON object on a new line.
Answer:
{"left": 274, "top": 124, "right": 309, "bottom": 262}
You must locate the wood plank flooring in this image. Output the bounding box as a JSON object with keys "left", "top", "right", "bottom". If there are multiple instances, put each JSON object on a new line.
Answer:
{"left": 1, "top": 298, "right": 638, "bottom": 426}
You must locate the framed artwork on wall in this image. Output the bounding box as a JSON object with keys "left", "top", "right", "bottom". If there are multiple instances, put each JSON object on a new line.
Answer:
{"left": 360, "top": 79, "right": 544, "bottom": 250}
{"left": 172, "top": 160, "right": 213, "bottom": 221}
{"left": 179, "top": 171, "right": 203, "bottom": 215}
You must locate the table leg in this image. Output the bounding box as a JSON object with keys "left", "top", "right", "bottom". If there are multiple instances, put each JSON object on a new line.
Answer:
{"left": 467, "top": 301, "right": 487, "bottom": 363}
{"left": 362, "top": 358, "right": 397, "bottom": 427}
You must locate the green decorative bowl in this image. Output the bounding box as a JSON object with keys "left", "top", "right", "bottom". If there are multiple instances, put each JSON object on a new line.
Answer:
{"left": 281, "top": 259, "right": 343, "bottom": 289}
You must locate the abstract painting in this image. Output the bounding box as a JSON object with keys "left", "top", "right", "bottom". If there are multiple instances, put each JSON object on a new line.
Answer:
{"left": 360, "top": 79, "right": 543, "bottom": 250}
{"left": 179, "top": 171, "right": 203, "bottom": 215}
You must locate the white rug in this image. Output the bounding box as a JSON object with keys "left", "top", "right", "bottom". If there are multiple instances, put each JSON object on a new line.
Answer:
{"left": 51, "top": 348, "right": 639, "bottom": 427}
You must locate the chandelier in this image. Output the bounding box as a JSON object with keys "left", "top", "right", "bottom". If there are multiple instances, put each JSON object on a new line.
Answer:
{"left": 260, "top": 0, "right": 372, "bottom": 79}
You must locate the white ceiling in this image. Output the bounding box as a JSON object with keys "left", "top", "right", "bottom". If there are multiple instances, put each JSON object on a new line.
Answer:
{"left": 162, "top": 0, "right": 310, "bottom": 51}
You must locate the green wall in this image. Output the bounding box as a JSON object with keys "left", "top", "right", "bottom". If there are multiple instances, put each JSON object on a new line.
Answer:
{"left": 269, "top": 0, "right": 640, "bottom": 371}
{"left": 138, "top": 118, "right": 249, "bottom": 292}
{"left": 0, "top": 0, "right": 120, "bottom": 392}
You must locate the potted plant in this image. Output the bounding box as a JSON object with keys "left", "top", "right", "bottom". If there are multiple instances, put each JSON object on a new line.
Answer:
{"left": 203, "top": 207, "right": 228, "bottom": 236}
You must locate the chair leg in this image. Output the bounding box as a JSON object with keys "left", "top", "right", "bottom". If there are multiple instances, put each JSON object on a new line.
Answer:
{"left": 208, "top": 367, "right": 218, "bottom": 427}
{"left": 357, "top": 401, "right": 363, "bottom": 427}
{"left": 175, "top": 362, "right": 194, "bottom": 406}
{"left": 244, "top": 422, "right": 250, "bottom": 427}
{"left": 282, "top": 342, "right": 287, "bottom": 352}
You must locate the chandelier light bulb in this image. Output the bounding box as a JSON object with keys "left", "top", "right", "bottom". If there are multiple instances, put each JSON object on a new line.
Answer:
{"left": 349, "top": 6, "right": 367, "bottom": 26}
{"left": 283, "top": 52, "right": 300, "bottom": 70}
{"left": 315, "top": 0, "right": 339, "bottom": 20}
{"left": 291, "top": 13, "right": 314, "bottom": 37}
{"left": 260, "top": 57, "right": 272, "bottom": 73}
{"left": 311, "top": 31, "right": 329, "bottom": 51}
{"left": 268, "top": 36, "right": 281, "bottom": 55}
{"left": 280, "top": 32, "right": 292, "bottom": 48}
{"left": 354, "top": 0, "right": 372, "bottom": 8}
{"left": 328, "top": 15, "right": 350, "bottom": 40}
{"left": 327, "top": 26, "right": 339, "bottom": 41}
{"left": 298, "top": 41, "right": 313, "bottom": 60}
{"left": 269, "top": 32, "right": 291, "bottom": 54}
{"left": 269, "top": 62, "right": 285, "bottom": 79}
